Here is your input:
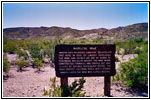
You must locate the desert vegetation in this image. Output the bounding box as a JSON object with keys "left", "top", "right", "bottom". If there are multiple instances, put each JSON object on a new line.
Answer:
{"left": 3, "top": 32, "right": 148, "bottom": 97}
{"left": 3, "top": 53, "right": 10, "bottom": 77}
{"left": 113, "top": 38, "right": 148, "bottom": 89}
{"left": 43, "top": 77, "right": 86, "bottom": 97}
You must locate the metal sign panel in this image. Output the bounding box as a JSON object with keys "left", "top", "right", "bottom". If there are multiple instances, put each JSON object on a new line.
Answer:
{"left": 55, "top": 44, "right": 116, "bottom": 77}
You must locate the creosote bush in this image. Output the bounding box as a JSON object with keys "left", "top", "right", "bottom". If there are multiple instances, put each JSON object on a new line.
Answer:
{"left": 43, "top": 77, "right": 87, "bottom": 97}
{"left": 28, "top": 44, "right": 42, "bottom": 60}
{"left": 114, "top": 42, "right": 148, "bottom": 89}
{"left": 16, "top": 60, "right": 28, "bottom": 71}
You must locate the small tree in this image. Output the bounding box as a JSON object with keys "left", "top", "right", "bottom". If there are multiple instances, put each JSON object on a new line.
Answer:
{"left": 33, "top": 58, "right": 43, "bottom": 71}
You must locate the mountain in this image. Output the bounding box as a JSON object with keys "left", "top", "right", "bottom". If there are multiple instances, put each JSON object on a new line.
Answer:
{"left": 3, "top": 23, "right": 148, "bottom": 40}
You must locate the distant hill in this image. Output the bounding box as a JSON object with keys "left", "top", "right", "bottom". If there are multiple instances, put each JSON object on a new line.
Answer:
{"left": 3, "top": 23, "right": 148, "bottom": 40}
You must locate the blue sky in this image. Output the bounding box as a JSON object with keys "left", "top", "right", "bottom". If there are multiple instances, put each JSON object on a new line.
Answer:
{"left": 3, "top": 3, "right": 148, "bottom": 30}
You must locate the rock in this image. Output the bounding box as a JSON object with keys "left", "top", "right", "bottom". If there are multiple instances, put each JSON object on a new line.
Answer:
{"left": 119, "top": 48, "right": 124, "bottom": 54}
{"left": 43, "top": 58, "right": 50, "bottom": 64}
{"left": 25, "top": 50, "right": 31, "bottom": 57}
{"left": 20, "top": 56, "right": 25, "bottom": 61}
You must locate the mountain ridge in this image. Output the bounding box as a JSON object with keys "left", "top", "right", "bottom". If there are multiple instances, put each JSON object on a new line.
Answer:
{"left": 3, "top": 22, "right": 148, "bottom": 40}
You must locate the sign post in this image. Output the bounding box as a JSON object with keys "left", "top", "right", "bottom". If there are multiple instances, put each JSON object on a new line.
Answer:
{"left": 61, "top": 77, "right": 68, "bottom": 87}
{"left": 55, "top": 44, "right": 115, "bottom": 96}
{"left": 104, "top": 76, "right": 111, "bottom": 96}
{"left": 61, "top": 77, "right": 68, "bottom": 97}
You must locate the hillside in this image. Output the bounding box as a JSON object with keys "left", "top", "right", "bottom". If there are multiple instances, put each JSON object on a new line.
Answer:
{"left": 3, "top": 23, "right": 148, "bottom": 40}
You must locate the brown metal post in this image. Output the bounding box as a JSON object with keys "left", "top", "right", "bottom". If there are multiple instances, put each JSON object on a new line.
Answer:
{"left": 104, "top": 76, "right": 111, "bottom": 96}
{"left": 61, "top": 77, "right": 68, "bottom": 87}
{"left": 61, "top": 77, "right": 68, "bottom": 97}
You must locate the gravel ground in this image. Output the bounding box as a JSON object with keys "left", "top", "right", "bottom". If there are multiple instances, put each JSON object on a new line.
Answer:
{"left": 3, "top": 54, "right": 148, "bottom": 97}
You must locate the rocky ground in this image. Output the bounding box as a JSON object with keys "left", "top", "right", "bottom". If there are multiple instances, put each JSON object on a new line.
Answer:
{"left": 3, "top": 54, "right": 148, "bottom": 97}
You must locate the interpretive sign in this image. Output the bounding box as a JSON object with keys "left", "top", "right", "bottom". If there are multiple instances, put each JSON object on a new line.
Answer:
{"left": 55, "top": 44, "right": 115, "bottom": 77}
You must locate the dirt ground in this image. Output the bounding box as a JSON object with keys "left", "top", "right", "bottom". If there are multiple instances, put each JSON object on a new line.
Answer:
{"left": 3, "top": 54, "right": 148, "bottom": 97}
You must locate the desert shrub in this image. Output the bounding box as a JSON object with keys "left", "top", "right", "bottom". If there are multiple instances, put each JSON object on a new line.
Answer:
{"left": 145, "top": 40, "right": 148, "bottom": 44}
{"left": 27, "top": 39, "right": 61, "bottom": 66}
{"left": 115, "top": 38, "right": 147, "bottom": 55}
{"left": 28, "top": 44, "right": 42, "bottom": 60}
{"left": 48, "top": 39, "right": 60, "bottom": 63}
{"left": 40, "top": 49, "right": 47, "bottom": 59}
{"left": 41, "top": 48, "right": 54, "bottom": 64}
{"left": 3, "top": 59, "right": 10, "bottom": 75}
{"left": 17, "top": 41, "right": 28, "bottom": 50}
{"left": 134, "top": 38, "right": 143, "bottom": 43}
{"left": 40, "top": 48, "right": 49, "bottom": 57}
{"left": 43, "top": 77, "right": 61, "bottom": 97}
{"left": 80, "top": 40, "right": 86, "bottom": 44}
{"left": 50, "top": 49, "right": 55, "bottom": 63}
{"left": 115, "top": 56, "right": 120, "bottom": 62}
{"left": 3, "top": 40, "right": 17, "bottom": 54}
{"left": 69, "top": 40, "right": 77, "bottom": 44}
{"left": 17, "top": 50, "right": 29, "bottom": 60}
{"left": 116, "top": 46, "right": 121, "bottom": 54}
{"left": 67, "top": 77, "right": 86, "bottom": 97}
{"left": 41, "top": 39, "right": 61, "bottom": 62}
{"left": 33, "top": 58, "right": 43, "bottom": 71}
{"left": 16, "top": 60, "right": 28, "bottom": 71}
{"left": 92, "top": 38, "right": 101, "bottom": 44}
{"left": 3, "top": 53, "right": 10, "bottom": 77}
{"left": 114, "top": 44, "right": 148, "bottom": 89}
{"left": 43, "top": 77, "right": 86, "bottom": 97}
{"left": 123, "top": 40, "right": 136, "bottom": 54}
{"left": 133, "top": 48, "right": 141, "bottom": 54}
